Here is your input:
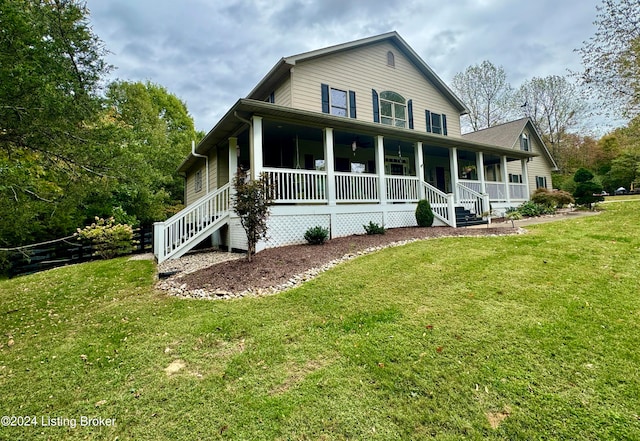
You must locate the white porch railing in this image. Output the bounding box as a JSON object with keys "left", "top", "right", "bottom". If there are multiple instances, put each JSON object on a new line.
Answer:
{"left": 154, "top": 183, "right": 230, "bottom": 263}
{"left": 459, "top": 179, "right": 482, "bottom": 193}
{"left": 486, "top": 182, "right": 507, "bottom": 202}
{"left": 263, "top": 168, "right": 327, "bottom": 203}
{"left": 335, "top": 172, "right": 379, "bottom": 202}
{"left": 387, "top": 176, "right": 420, "bottom": 202}
{"left": 422, "top": 181, "right": 456, "bottom": 227}
{"left": 457, "top": 182, "right": 488, "bottom": 216}
{"left": 509, "top": 183, "right": 528, "bottom": 200}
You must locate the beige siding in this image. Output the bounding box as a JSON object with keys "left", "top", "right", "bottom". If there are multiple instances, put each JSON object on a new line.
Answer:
{"left": 289, "top": 41, "right": 462, "bottom": 137}
{"left": 184, "top": 148, "right": 219, "bottom": 206}
{"left": 274, "top": 77, "right": 292, "bottom": 107}
{"left": 506, "top": 128, "right": 554, "bottom": 194}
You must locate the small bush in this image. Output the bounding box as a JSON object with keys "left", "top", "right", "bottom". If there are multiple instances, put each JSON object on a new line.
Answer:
{"left": 531, "top": 188, "right": 574, "bottom": 209}
{"left": 76, "top": 217, "right": 137, "bottom": 259}
{"left": 517, "top": 201, "right": 555, "bottom": 217}
{"left": 363, "top": 221, "right": 385, "bottom": 235}
{"left": 552, "top": 190, "right": 574, "bottom": 208}
{"left": 304, "top": 226, "right": 329, "bottom": 245}
{"left": 415, "top": 200, "right": 435, "bottom": 227}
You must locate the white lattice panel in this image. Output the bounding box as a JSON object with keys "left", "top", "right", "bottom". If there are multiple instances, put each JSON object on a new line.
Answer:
{"left": 334, "top": 212, "right": 384, "bottom": 237}
{"left": 386, "top": 210, "right": 418, "bottom": 228}
{"left": 263, "top": 214, "right": 331, "bottom": 248}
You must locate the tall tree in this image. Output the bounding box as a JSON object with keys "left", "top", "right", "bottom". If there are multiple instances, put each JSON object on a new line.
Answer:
{"left": 451, "top": 60, "right": 515, "bottom": 132}
{"left": 577, "top": 0, "right": 640, "bottom": 118}
{"left": 516, "top": 75, "right": 587, "bottom": 165}
{"left": 103, "top": 81, "right": 199, "bottom": 223}
{"left": 0, "top": 0, "right": 113, "bottom": 246}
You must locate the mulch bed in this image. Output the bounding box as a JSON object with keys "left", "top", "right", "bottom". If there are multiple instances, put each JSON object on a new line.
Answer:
{"left": 180, "top": 225, "right": 520, "bottom": 294}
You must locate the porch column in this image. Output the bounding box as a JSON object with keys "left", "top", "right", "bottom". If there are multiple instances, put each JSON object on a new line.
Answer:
{"left": 501, "top": 155, "right": 511, "bottom": 204}
{"left": 375, "top": 135, "right": 387, "bottom": 205}
{"left": 228, "top": 137, "right": 238, "bottom": 184}
{"left": 521, "top": 159, "right": 530, "bottom": 200}
{"left": 250, "top": 115, "right": 263, "bottom": 180}
{"left": 450, "top": 147, "right": 459, "bottom": 202}
{"left": 477, "top": 151, "right": 486, "bottom": 194}
{"left": 415, "top": 141, "right": 425, "bottom": 199}
{"left": 324, "top": 128, "right": 336, "bottom": 206}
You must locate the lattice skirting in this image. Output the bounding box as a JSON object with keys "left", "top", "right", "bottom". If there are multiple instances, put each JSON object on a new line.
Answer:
{"left": 386, "top": 210, "right": 418, "bottom": 228}
{"left": 262, "top": 214, "right": 331, "bottom": 248}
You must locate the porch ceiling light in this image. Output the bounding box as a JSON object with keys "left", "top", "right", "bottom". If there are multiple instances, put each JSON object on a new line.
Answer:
{"left": 352, "top": 140, "right": 357, "bottom": 155}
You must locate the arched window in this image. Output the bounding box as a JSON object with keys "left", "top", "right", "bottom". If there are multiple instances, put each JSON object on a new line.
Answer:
{"left": 387, "top": 51, "right": 395, "bottom": 67}
{"left": 380, "top": 91, "right": 406, "bottom": 128}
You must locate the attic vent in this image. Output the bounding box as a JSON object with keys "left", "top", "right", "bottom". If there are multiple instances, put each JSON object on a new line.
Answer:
{"left": 387, "top": 51, "right": 395, "bottom": 67}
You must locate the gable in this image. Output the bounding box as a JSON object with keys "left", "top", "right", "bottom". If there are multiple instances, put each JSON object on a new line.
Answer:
{"left": 247, "top": 32, "right": 468, "bottom": 138}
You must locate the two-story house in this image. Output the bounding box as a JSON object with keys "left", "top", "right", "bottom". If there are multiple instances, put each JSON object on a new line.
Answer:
{"left": 153, "top": 32, "right": 556, "bottom": 263}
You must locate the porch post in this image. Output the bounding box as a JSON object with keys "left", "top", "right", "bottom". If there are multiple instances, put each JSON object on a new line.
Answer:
{"left": 324, "top": 128, "right": 336, "bottom": 206}
{"left": 228, "top": 137, "right": 238, "bottom": 184}
{"left": 501, "top": 155, "right": 511, "bottom": 204}
{"left": 376, "top": 135, "right": 387, "bottom": 205}
{"left": 450, "top": 147, "right": 459, "bottom": 202}
{"left": 415, "top": 141, "right": 425, "bottom": 199}
{"left": 477, "top": 151, "right": 486, "bottom": 194}
{"left": 521, "top": 159, "right": 530, "bottom": 200}
{"left": 250, "top": 115, "right": 263, "bottom": 180}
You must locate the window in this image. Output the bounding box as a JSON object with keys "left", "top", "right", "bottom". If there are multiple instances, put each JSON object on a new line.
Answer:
{"left": 387, "top": 51, "right": 395, "bottom": 67}
{"left": 380, "top": 91, "right": 406, "bottom": 128}
{"left": 536, "top": 176, "right": 547, "bottom": 189}
{"left": 194, "top": 169, "right": 203, "bottom": 193}
{"left": 321, "top": 84, "right": 356, "bottom": 118}
{"left": 520, "top": 133, "right": 530, "bottom": 151}
{"left": 425, "top": 110, "right": 448, "bottom": 135}
{"left": 266, "top": 91, "right": 275, "bottom": 103}
{"left": 509, "top": 173, "right": 523, "bottom": 183}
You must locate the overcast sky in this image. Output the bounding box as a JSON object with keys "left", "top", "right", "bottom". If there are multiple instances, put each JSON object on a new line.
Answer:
{"left": 86, "top": 0, "right": 604, "bottom": 133}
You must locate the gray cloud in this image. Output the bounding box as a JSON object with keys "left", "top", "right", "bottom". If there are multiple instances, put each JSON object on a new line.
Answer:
{"left": 86, "top": 0, "right": 602, "bottom": 132}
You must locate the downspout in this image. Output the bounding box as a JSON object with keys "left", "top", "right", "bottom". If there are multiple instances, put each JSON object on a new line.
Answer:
{"left": 191, "top": 140, "right": 209, "bottom": 193}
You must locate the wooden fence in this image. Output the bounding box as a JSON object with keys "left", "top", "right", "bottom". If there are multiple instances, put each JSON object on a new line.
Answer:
{"left": 1, "top": 226, "right": 153, "bottom": 278}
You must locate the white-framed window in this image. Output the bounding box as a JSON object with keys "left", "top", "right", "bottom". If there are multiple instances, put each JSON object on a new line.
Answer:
{"left": 380, "top": 91, "right": 406, "bottom": 128}
{"left": 535, "top": 176, "right": 547, "bottom": 189}
{"left": 321, "top": 84, "right": 356, "bottom": 118}
{"left": 520, "top": 133, "right": 530, "bottom": 151}
{"left": 194, "top": 169, "right": 203, "bottom": 193}
{"left": 509, "top": 173, "right": 523, "bottom": 183}
{"left": 425, "top": 110, "right": 448, "bottom": 135}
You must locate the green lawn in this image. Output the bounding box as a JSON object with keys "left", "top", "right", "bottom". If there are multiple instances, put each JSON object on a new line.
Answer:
{"left": 1, "top": 202, "right": 639, "bottom": 440}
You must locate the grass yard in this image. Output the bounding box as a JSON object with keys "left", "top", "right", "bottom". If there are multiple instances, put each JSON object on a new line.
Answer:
{"left": 1, "top": 202, "right": 639, "bottom": 440}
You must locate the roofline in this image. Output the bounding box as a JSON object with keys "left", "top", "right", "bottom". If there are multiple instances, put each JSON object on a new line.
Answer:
{"left": 179, "top": 99, "right": 534, "bottom": 174}
{"left": 246, "top": 31, "right": 469, "bottom": 115}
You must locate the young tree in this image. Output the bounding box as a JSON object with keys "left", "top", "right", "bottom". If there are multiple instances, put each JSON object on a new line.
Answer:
{"left": 451, "top": 60, "right": 515, "bottom": 132}
{"left": 232, "top": 171, "right": 274, "bottom": 262}
{"left": 573, "top": 168, "right": 604, "bottom": 208}
{"left": 516, "top": 75, "right": 587, "bottom": 165}
{"left": 577, "top": 0, "right": 640, "bottom": 118}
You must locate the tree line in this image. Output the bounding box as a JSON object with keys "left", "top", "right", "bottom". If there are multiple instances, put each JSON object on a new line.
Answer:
{"left": 451, "top": 0, "right": 640, "bottom": 195}
{"left": 0, "top": 0, "right": 201, "bottom": 249}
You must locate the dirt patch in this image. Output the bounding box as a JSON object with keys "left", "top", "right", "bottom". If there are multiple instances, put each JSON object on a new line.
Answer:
{"left": 486, "top": 407, "right": 511, "bottom": 429}
{"left": 269, "top": 358, "right": 330, "bottom": 395}
{"left": 164, "top": 359, "right": 186, "bottom": 376}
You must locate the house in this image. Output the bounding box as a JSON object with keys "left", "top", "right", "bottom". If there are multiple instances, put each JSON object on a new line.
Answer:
{"left": 153, "top": 32, "right": 553, "bottom": 263}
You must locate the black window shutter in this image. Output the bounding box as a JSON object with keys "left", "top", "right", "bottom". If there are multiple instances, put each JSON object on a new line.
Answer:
{"left": 349, "top": 90, "right": 357, "bottom": 119}
{"left": 269, "top": 92, "right": 275, "bottom": 103}
{"left": 425, "top": 110, "right": 432, "bottom": 133}
{"left": 442, "top": 114, "right": 448, "bottom": 136}
{"left": 321, "top": 84, "right": 330, "bottom": 114}
{"left": 408, "top": 100, "right": 414, "bottom": 129}
{"left": 372, "top": 89, "right": 379, "bottom": 123}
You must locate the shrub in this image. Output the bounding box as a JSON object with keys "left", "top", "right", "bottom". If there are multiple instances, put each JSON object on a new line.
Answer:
{"left": 574, "top": 168, "right": 595, "bottom": 183}
{"left": 574, "top": 181, "right": 604, "bottom": 207}
{"left": 363, "top": 221, "right": 385, "bottom": 235}
{"left": 233, "top": 171, "right": 274, "bottom": 261}
{"left": 415, "top": 199, "right": 435, "bottom": 227}
{"left": 304, "top": 226, "right": 329, "bottom": 245}
{"left": 516, "top": 201, "right": 555, "bottom": 217}
{"left": 505, "top": 210, "right": 522, "bottom": 228}
{"left": 76, "top": 217, "right": 137, "bottom": 259}
{"left": 552, "top": 190, "right": 574, "bottom": 208}
{"left": 530, "top": 188, "right": 575, "bottom": 209}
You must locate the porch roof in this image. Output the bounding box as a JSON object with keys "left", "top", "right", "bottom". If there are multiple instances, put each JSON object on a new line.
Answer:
{"left": 178, "top": 99, "right": 538, "bottom": 174}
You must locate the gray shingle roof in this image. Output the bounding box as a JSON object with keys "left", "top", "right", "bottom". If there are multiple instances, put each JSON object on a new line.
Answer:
{"left": 461, "top": 118, "right": 529, "bottom": 149}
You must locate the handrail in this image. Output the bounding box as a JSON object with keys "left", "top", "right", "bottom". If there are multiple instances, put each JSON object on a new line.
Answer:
{"left": 154, "top": 183, "right": 231, "bottom": 263}
{"left": 456, "top": 183, "right": 485, "bottom": 216}
{"left": 421, "top": 181, "right": 455, "bottom": 227}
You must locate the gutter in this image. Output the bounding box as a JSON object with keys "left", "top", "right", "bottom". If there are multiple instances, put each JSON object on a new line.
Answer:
{"left": 191, "top": 140, "right": 209, "bottom": 193}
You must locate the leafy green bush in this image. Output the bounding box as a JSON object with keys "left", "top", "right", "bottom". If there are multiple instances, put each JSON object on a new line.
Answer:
{"left": 553, "top": 190, "right": 575, "bottom": 207}
{"left": 304, "top": 226, "right": 329, "bottom": 245}
{"left": 415, "top": 200, "right": 435, "bottom": 227}
{"left": 363, "top": 221, "right": 385, "bottom": 235}
{"left": 531, "top": 188, "right": 575, "bottom": 209}
{"left": 517, "top": 201, "right": 555, "bottom": 217}
{"left": 574, "top": 168, "right": 595, "bottom": 183}
{"left": 75, "top": 217, "right": 137, "bottom": 259}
